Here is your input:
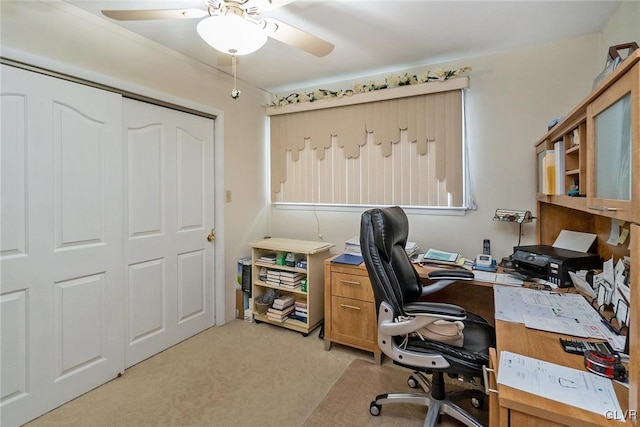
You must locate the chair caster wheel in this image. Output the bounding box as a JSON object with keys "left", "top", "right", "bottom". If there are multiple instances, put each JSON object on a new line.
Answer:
{"left": 407, "top": 375, "right": 419, "bottom": 388}
{"left": 471, "top": 396, "right": 484, "bottom": 408}
{"left": 369, "top": 401, "right": 381, "bottom": 416}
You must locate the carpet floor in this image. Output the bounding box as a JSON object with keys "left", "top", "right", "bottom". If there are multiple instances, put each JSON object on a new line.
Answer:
{"left": 303, "top": 359, "right": 488, "bottom": 427}
{"left": 24, "top": 320, "right": 488, "bottom": 427}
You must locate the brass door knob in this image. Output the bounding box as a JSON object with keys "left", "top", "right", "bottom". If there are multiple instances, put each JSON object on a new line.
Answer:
{"left": 207, "top": 229, "right": 215, "bottom": 242}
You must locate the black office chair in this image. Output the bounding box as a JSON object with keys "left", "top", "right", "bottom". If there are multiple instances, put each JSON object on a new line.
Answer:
{"left": 360, "top": 206, "right": 495, "bottom": 427}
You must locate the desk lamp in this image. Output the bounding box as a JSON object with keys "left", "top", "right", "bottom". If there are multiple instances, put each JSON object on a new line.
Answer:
{"left": 493, "top": 208, "right": 534, "bottom": 267}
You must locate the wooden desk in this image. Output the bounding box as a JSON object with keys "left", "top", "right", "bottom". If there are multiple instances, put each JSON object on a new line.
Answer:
{"left": 493, "top": 316, "right": 631, "bottom": 426}
{"left": 323, "top": 257, "right": 495, "bottom": 363}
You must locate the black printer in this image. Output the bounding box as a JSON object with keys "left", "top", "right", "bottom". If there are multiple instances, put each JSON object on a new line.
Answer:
{"left": 511, "top": 245, "right": 602, "bottom": 288}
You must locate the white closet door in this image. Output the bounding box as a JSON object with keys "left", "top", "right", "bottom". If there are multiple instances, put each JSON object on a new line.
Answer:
{"left": 123, "top": 99, "right": 215, "bottom": 367}
{"left": 1, "top": 65, "right": 125, "bottom": 427}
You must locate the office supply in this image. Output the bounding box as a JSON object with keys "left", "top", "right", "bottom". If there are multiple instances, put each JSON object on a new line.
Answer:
{"left": 475, "top": 254, "right": 492, "bottom": 267}
{"left": 497, "top": 351, "right": 623, "bottom": 417}
{"left": 331, "top": 253, "right": 364, "bottom": 265}
{"left": 473, "top": 271, "right": 523, "bottom": 286}
{"left": 511, "top": 244, "right": 602, "bottom": 287}
{"left": 559, "top": 338, "right": 615, "bottom": 355}
{"left": 472, "top": 258, "right": 497, "bottom": 272}
{"left": 584, "top": 350, "right": 627, "bottom": 381}
{"left": 554, "top": 139, "right": 565, "bottom": 194}
{"left": 569, "top": 271, "right": 597, "bottom": 298}
{"left": 553, "top": 229, "right": 598, "bottom": 253}
{"left": 423, "top": 248, "right": 459, "bottom": 265}
{"left": 493, "top": 286, "right": 617, "bottom": 340}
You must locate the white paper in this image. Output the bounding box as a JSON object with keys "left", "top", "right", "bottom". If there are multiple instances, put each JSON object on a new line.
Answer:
{"left": 497, "top": 351, "right": 622, "bottom": 417}
{"left": 553, "top": 229, "right": 597, "bottom": 252}
{"left": 523, "top": 315, "right": 590, "bottom": 337}
{"left": 607, "top": 218, "right": 623, "bottom": 246}
{"left": 569, "top": 271, "right": 596, "bottom": 299}
{"left": 493, "top": 287, "right": 613, "bottom": 339}
{"left": 473, "top": 271, "right": 523, "bottom": 286}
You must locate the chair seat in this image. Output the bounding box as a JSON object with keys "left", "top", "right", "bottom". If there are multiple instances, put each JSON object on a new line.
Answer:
{"left": 399, "top": 315, "right": 495, "bottom": 377}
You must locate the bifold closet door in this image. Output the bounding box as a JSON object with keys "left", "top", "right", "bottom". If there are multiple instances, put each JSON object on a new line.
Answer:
{"left": 1, "top": 65, "right": 125, "bottom": 427}
{"left": 123, "top": 99, "right": 215, "bottom": 368}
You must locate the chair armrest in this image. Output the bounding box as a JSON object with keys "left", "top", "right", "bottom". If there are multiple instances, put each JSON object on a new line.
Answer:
{"left": 405, "top": 301, "right": 466, "bottom": 320}
{"left": 421, "top": 270, "right": 474, "bottom": 297}
{"left": 377, "top": 301, "right": 466, "bottom": 336}
{"left": 428, "top": 270, "right": 474, "bottom": 281}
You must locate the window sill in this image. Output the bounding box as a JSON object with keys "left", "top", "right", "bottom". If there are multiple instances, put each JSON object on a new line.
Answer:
{"left": 272, "top": 202, "right": 468, "bottom": 216}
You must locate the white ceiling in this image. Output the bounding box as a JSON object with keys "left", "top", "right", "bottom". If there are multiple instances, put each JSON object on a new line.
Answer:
{"left": 67, "top": 0, "right": 620, "bottom": 94}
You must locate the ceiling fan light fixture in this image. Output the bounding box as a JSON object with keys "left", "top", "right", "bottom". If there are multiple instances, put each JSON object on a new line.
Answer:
{"left": 196, "top": 14, "right": 268, "bottom": 55}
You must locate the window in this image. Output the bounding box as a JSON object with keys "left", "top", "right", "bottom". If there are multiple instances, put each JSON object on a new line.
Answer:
{"left": 268, "top": 79, "right": 469, "bottom": 210}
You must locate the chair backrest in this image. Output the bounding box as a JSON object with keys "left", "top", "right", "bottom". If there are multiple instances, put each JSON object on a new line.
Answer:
{"left": 360, "top": 207, "right": 424, "bottom": 316}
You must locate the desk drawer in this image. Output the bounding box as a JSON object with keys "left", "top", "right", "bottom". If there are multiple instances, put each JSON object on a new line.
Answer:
{"left": 332, "top": 272, "right": 373, "bottom": 301}
{"left": 331, "top": 295, "right": 376, "bottom": 348}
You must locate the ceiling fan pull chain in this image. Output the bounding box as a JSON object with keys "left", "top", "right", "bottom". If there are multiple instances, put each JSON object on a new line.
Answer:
{"left": 231, "top": 52, "right": 241, "bottom": 99}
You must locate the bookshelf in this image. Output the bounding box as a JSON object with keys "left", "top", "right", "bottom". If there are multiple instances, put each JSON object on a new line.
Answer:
{"left": 533, "top": 50, "right": 639, "bottom": 421}
{"left": 250, "top": 238, "right": 333, "bottom": 336}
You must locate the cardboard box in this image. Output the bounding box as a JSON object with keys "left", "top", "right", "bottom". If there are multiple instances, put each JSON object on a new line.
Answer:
{"left": 236, "top": 289, "right": 244, "bottom": 320}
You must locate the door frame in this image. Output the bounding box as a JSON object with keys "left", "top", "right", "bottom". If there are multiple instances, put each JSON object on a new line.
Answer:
{"left": 1, "top": 53, "right": 227, "bottom": 327}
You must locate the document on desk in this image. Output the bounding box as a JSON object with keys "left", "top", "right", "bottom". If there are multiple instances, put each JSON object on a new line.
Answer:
{"left": 493, "top": 287, "right": 612, "bottom": 339}
{"left": 473, "top": 271, "right": 523, "bottom": 286}
{"left": 498, "top": 351, "right": 622, "bottom": 417}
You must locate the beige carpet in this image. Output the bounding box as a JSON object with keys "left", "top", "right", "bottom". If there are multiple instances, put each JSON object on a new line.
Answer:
{"left": 25, "top": 320, "right": 360, "bottom": 427}
{"left": 302, "top": 359, "right": 488, "bottom": 427}
{"left": 24, "top": 320, "right": 487, "bottom": 427}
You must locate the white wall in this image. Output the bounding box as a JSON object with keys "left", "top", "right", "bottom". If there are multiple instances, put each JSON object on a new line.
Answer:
{"left": 601, "top": 1, "right": 640, "bottom": 64}
{"left": 0, "top": 0, "right": 270, "bottom": 323}
{"left": 268, "top": 1, "right": 640, "bottom": 262}
{"left": 268, "top": 33, "right": 603, "bottom": 262}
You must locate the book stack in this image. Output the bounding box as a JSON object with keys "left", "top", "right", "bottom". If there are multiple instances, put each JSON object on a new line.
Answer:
{"left": 265, "top": 269, "right": 281, "bottom": 286}
{"left": 258, "top": 253, "right": 277, "bottom": 265}
{"left": 279, "top": 271, "right": 305, "bottom": 289}
{"left": 290, "top": 301, "right": 308, "bottom": 322}
{"left": 345, "top": 235, "right": 419, "bottom": 258}
{"left": 344, "top": 236, "right": 362, "bottom": 256}
{"left": 267, "top": 295, "right": 295, "bottom": 322}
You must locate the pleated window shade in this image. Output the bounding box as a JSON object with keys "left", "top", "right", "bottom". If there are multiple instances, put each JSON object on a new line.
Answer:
{"left": 269, "top": 89, "right": 465, "bottom": 207}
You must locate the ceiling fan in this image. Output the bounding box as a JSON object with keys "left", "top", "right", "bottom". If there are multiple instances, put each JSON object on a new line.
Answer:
{"left": 101, "top": 0, "right": 334, "bottom": 57}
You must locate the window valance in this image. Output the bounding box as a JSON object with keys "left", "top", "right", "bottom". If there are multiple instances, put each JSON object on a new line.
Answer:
{"left": 268, "top": 78, "right": 468, "bottom": 207}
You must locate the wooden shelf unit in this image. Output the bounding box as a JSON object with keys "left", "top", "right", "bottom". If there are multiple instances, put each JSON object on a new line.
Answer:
{"left": 250, "top": 238, "right": 333, "bottom": 336}
{"left": 525, "top": 50, "right": 639, "bottom": 425}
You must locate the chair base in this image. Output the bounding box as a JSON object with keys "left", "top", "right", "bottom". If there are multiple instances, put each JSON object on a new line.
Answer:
{"left": 369, "top": 371, "right": 486, "bottom": 427}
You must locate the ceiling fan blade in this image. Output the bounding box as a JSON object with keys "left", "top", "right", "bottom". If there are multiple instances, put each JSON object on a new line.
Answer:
{"left": 102, "top": 9, "right": 207, "bottom": 21}
{"left": 263, "top": 18, "right": 334, "bottom": 57}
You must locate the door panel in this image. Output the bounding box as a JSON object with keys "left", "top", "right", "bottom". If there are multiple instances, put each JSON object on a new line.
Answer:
{"left": 123, "top": 99, "right": 215, "bottom": 368}
{"left": 1, "top": 65, "right": 124, "bottom": 427}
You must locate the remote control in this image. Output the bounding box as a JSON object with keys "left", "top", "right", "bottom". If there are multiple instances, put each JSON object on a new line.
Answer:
{"left": 559, "top": 338, "right": 615, "bottom": 355}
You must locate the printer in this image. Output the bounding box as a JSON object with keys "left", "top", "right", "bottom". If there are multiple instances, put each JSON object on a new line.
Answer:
{"left": 511, "top": 245, "right": 602, "bottom": 288}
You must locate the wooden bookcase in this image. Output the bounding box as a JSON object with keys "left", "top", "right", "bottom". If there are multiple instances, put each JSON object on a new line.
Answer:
{"left": 250, "top": 238, "right": 333, "bottom": 336}
{"left": 533, "top": 50, "right": 639, "bottom": 422}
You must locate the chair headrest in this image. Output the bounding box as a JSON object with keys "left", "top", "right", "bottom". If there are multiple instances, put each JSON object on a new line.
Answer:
{"left": 369, "top": 206, "right": 408, "bottom": 261}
